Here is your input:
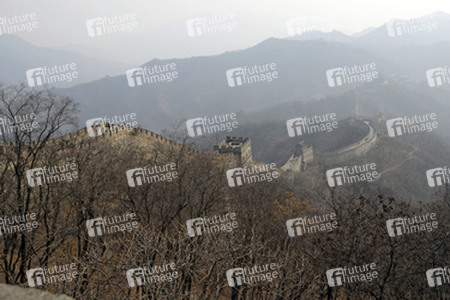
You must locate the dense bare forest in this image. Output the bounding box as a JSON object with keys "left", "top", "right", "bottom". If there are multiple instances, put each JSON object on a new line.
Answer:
{"left": 0, "top": 86, "right": 448, "bottom": 299}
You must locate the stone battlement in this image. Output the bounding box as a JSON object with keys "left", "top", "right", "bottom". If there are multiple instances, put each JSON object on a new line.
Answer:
{"left": 0, "top": 126, "right": 235, "bottom": 160}
{"left": 321, "top": 119, "right": 377, "bottom": 165}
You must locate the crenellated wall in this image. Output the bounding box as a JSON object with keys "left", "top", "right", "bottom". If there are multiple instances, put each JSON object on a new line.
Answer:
{"left": 0, "top": 119, "right": 378, "bottom": 169}
{"left": 0, "top": 126, "right": 235, "bottom": 160}
{"left": 320, "top": 119, "right": 377, "bottom": 165}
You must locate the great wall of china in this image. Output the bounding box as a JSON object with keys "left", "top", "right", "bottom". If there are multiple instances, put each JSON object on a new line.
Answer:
{"left": 0, "top": 117, "right": 378, "bottom": 171}
{"left": 0, "top": 125, "right": 239, "bottom": 169}
{"left": 320, "top": 118, "right": 377, "bottom": 165}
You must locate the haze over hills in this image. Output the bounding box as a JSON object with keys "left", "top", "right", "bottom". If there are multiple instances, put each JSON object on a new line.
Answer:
{"left": 2, "top": 1, "right": 450, "bottom": 298}
{"left": 52, "top": 48, "right": 449, "bottom": 135}
{"left": 212, "top": 116, "right": 450, "bottom": 203}
{"left": 290, "top": 11, "right": 450, "bottom": 47}
{"left": 53, "top": 11, "right": 450, "bottom": 204}
{"left": 355, "top": 11, "right": 450, "bottom": 46}
{"left": 51, "top": 11, "right": 450, "bottom": 64}
{"left": 2, "top": 12, "right": 450, "bottom": 204}
{"left": 0, "top": 35, "right": 130, "bottom": 87}
{"left": 0, "top": 12, "right": 449, "bottom": 132}
{"left": 55, "top": 38, "right": 397, "bottom": 130}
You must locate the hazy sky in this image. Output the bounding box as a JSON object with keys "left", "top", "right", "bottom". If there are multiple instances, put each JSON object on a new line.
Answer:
{"left": 1, "top": 0, "right": 450, "bottom": 64}
{"left": 2, "top": 0, "right": 449, "bottom": 45}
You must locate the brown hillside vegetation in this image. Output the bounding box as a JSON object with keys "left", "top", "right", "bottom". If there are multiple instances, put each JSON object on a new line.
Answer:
{"left": 0, "top": 86, "right": 449, "bottom": 299}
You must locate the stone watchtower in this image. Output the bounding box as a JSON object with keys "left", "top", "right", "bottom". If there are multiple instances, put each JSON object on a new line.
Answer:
{"left": 213, "top": 136, "right": 253, "bottom": 167}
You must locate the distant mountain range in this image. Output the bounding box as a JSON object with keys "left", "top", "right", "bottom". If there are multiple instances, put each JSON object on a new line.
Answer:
{"left": 0, "top": 35, "right": 130, "bottom": 87}
{"left": 53, "top": 11, "right": 450, "bottom": 64}
{"left": 1, "top": 12, "right": 450, "bottom": 135}
{"left": 2, "top": 12, "right": 450, "bottom": 204}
